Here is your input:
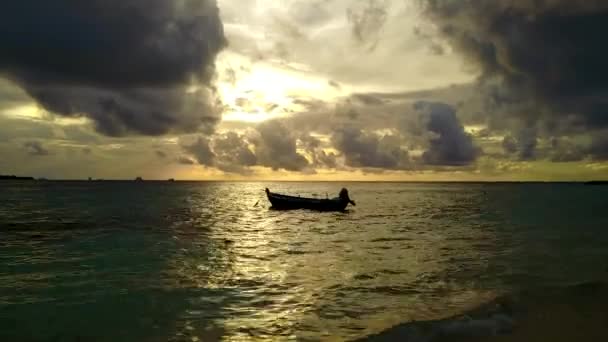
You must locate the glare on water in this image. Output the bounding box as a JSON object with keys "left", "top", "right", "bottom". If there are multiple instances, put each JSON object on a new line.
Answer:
{"left": 1, "top": 182, "right": 608, "bottom": 341}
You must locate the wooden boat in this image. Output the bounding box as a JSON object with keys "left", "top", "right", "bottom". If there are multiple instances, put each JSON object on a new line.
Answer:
{"left": 265, "top": 188, "right": 355, "bottom": 211}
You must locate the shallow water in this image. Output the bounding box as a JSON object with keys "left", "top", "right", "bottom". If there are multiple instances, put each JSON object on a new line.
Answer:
{"left": 1, "top": 181, "right": 608, "bottom": 341}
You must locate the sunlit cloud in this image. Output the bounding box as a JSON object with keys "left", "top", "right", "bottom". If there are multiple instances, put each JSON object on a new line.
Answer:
{"left": 216, "top": 51, "right": 344, "bottom": 123}
{"left": 2, "top": 104, "right": 90, "bottom": 126}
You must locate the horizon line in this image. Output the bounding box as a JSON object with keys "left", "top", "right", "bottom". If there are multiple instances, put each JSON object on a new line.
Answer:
{"left": 2, "top": 178, "right": 607, "bottom": 184}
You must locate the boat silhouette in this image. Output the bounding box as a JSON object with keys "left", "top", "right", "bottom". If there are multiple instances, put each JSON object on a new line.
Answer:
{"left": 265, "top": 188, "right": 355, "bottom": 212}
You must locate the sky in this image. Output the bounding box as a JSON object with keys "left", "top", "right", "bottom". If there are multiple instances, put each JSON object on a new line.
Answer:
{"left": 1, "top": 0, "right": 607, "bottom": 181}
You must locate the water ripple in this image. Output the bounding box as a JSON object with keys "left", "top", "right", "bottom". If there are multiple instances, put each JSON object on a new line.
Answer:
{"left": 1, "top": 182, "right": 608, "bottom": 340}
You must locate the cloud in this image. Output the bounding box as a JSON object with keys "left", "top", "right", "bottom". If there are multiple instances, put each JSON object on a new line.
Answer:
{"left": 347, "top": 0, "right": 389, "bottom": 51}
{"left": 332, "top": 126, "right": 409, "bottom": 169}
{"left": 182, "top": 137, "right": 215, "bottom": 166}
{"left": 414, "top": 101, "right": 480, "bottom": 166}
{"left": 179, "top": 124, "right": 309, "bottom": 173}
{"left": 589, "top": 133, "right": 608, "bottom": 161}
{"left": 502, "top": 136, "right": 518, "bottom": 155}
{"left": 422, "top": 0, "right": 608, "bottom": 131}
{"left": 517, "top": 127, "right": 537, "bottom": 161}
{"left": 179, "top": 125, "right": 309, "bottom": 173}
{"left": 0, "top": 79, "right": 31, "bottom": 110}
{"left": 549, "top": 137, "right": 586, "bottom": 163}
{"left": 287, "top": 0, "right": 334, "bottom": 27}
{"left": 0, "top": 117, "right": 55, "bottom": 142}
{"left": 61, "top": 125, "right": 99, "bottom": 144}
{"left": 177, "top": 156, "right": 196, "bottom": 165}
{"left": 299, "top": 133, "right": 339, "bottom": 169}
{"left": 328, "top": 80, "right": 342, "bottom": 89}
{"left": 0, "top": 0, "right": 226, "bottom": 137}
{"left": 412, "top": 25, "right": 445, "bottom": 56}
{"left": 253, "top": 120, "right": 310, "bottom": 171}
{"left": 211, "top": 131, "right": 257, "bottom": 173}
{"left": 23, "top": 141, "right": 49, "bottom": 156}
{"left": 501, "top": 126, "right": 538, "bottom": 161}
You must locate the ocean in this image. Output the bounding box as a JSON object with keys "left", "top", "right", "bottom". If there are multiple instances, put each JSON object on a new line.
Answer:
{"left": 1, "top": 181, "right": 608, "bottom": 341}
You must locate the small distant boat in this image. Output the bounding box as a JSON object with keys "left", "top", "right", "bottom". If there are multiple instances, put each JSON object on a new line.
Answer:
{"left": 265, "top": 188, "right": 356, "bottom": 212}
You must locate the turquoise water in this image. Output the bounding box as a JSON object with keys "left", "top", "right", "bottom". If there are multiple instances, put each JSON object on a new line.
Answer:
{"left": 1, "top": 182, "right": 608, "bottom": 341}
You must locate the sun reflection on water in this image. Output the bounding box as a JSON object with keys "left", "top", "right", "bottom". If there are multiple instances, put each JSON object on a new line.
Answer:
{"left": 121, "top": 182, "right": 505, "bottom": 341}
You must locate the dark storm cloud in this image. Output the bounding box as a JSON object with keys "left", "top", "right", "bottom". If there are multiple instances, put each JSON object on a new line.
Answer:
{"left": 254, "top": 120, "right": 310, "bottom": 171}
{"left": 589, "top": 133, "right": 608, "bottom": 161}
{"left": 23, "top": 141, "right": 49, "bottom": 156}
{"left": 180, "top": 123, "right": 309, "bottom": 173}
{"left": 517, "top": 127, "right": 537, "bottom": 161}
{"left": 422, "top": 0, "right": 608, "bottom": 131}
{"left": 183, "top": 137, "right": 215, "bottom": 167}
{"left": 414, "top": 101, "right": 480, "bottom": 166}
{"left": 549, "top": 137, "right": 586, "bottom": 163}
{"left": 0, "top": 0, "right": 226, "bottom": 136}
{"left": 501, "top": 125, "right": 538, "bottom": 160}
{"left": 212, "top": 131, "right": 257, "bottom": 173}
{"left": 275, "top": 92, "right": 485, "bottom": 170}
{"left": 332, "top": 126, "right": 409, "bottom": 169}
{"left": 502, "top": 130, "right": 537, "bottom": 161}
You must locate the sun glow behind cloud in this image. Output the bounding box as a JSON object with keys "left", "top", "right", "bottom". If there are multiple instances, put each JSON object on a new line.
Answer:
{"left": 216, "top": 52, "right": 343, "bottom": 123}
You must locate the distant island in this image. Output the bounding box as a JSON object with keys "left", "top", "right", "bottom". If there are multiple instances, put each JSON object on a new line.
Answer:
{"left": 0, "top": 175, "right": 35, "bottom": 180}
{"left": 584, "top": 181, "right": 608, "bottom": 185}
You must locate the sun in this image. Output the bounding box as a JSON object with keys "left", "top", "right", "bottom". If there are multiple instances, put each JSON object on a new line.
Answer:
{"left": 216, "top": 51, "right": 343, "bottom": 123}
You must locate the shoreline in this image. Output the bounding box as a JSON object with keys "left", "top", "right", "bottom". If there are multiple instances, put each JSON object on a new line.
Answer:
{"left": 356, "top": 280, "right": 608, "bottom": 341}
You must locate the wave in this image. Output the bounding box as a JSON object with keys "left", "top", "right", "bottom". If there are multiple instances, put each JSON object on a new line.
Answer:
{"left": 354, "top": 280, "right": 608, "bottom": 341}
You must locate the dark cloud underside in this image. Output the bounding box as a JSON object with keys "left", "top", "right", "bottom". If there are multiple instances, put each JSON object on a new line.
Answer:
{"left": 332, "top": 127, "right": 409, "bottom": 169}
{"left": 183, "top": 137, "right": 215, "bottom": 166}
{"left": 0, "top": 0, "right": 226, "bottom": 136}
{"left": 253, "top": 121, "right": 309, "bottom": 172}
{"left": 414, "top": 101, "right": 480, "bottom": 166}
{"left": 423, "top": 0, "right": 608, "bottom": 131}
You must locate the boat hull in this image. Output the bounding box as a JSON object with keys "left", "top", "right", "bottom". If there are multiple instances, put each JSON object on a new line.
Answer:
{"left": 266, "top": 191, "right": 350, "bottom": 212}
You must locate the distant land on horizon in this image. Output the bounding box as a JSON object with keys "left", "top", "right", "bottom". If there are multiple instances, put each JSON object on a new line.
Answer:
{"left": 1, "top": 175, "right": 607, "bottom": 184}
{"left": 0, "top": 175, "right": 35, "bottom": 181}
